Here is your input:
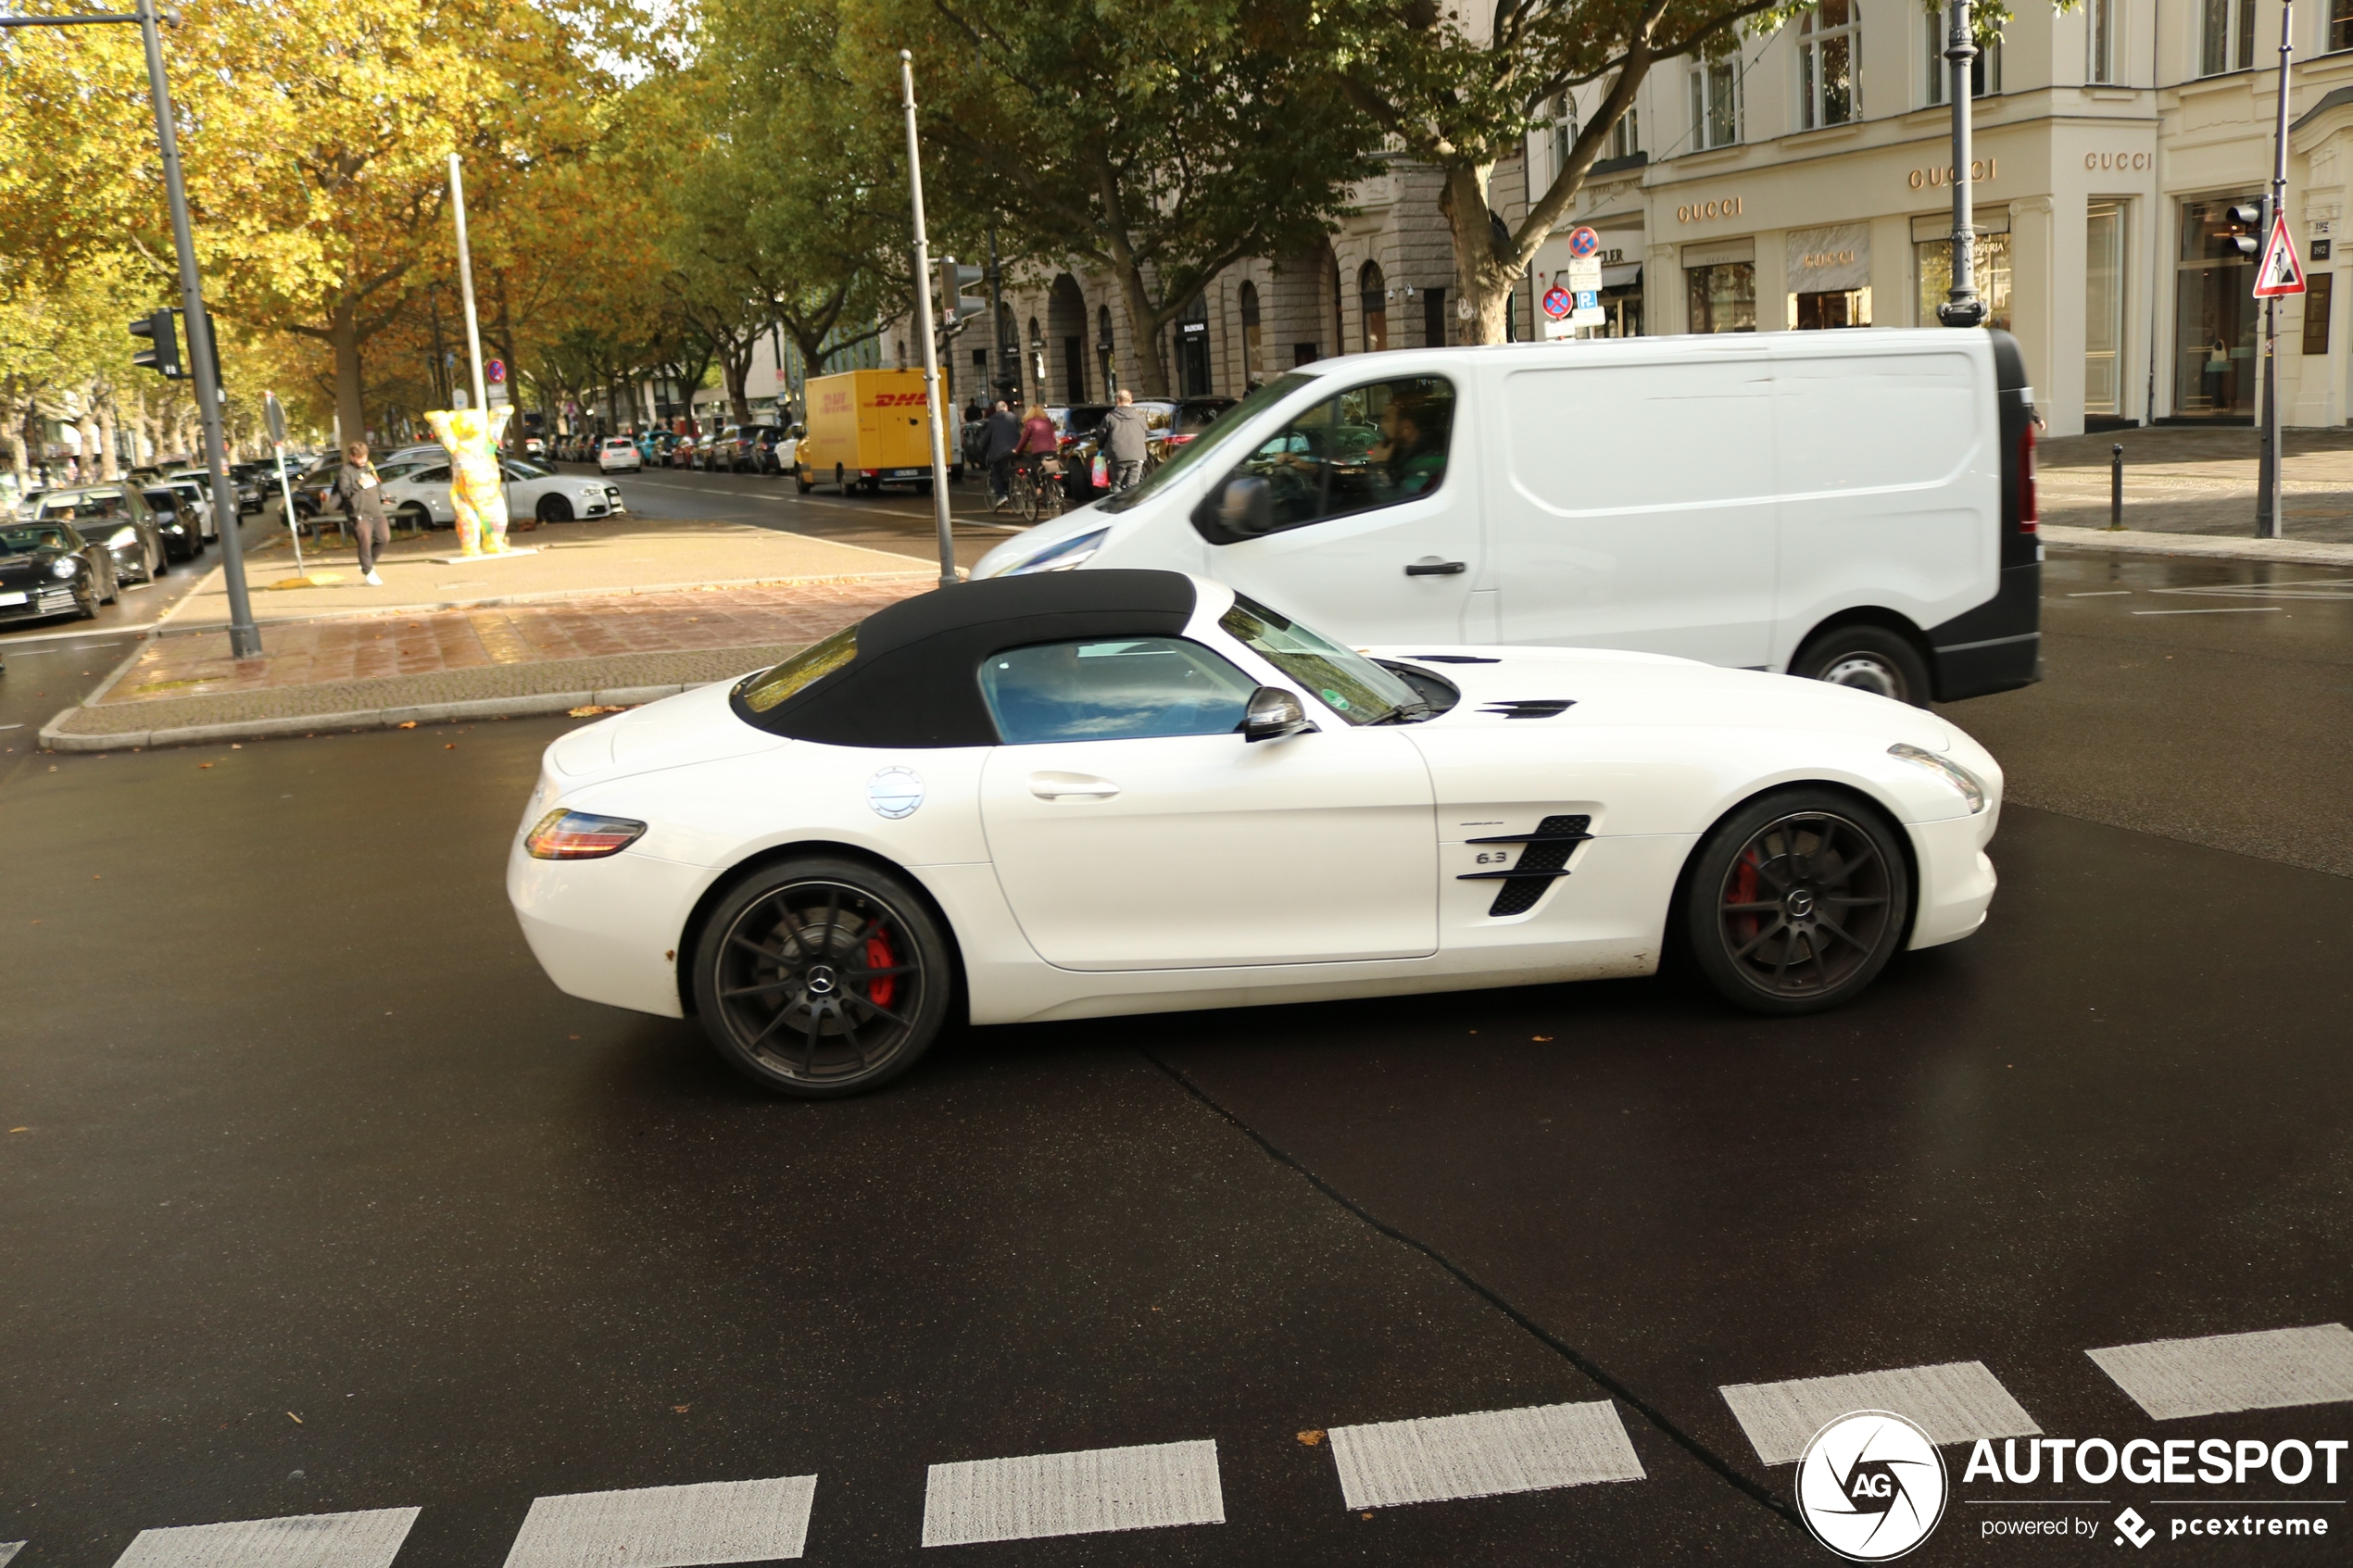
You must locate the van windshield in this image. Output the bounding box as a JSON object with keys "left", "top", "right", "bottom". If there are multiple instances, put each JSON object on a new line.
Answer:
{"left": 1098, "top": 373, "right": 1315, "bottom": 514}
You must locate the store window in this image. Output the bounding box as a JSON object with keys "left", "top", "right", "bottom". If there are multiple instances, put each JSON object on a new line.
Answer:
{"left": 1421, "top": 287, "right": 1447, "bottom": 348}
{"left": 2334, "top": 0, "right": 2353, "bottom": 54}
{"left": 1610, "top": 104, "right": 1641, "bottom": 159}
{"left": 1360, "top": 262, "right": 1389, "bottom": 352}
{"left": 1913, "top": 209, "right": 2012, "bottom": 331}
{"left": 2087, "top": 0, "right": 2117, "bottom": 82}
{"left": 1800, "top": 1, "right": 1859, "bottom": 129}
{"left": 1787, "top": 224, "right": 1871, "bottom": 329}
{"left": 1176, "top": 294, "right": 1212, "bottom": 397}
{"left": 2202, "top": 0, "right": 2257, "bottom": 75}
{"left": 2174, "top": 197, "right": 2261, "bottom": 417}
{"left": 1548, "top": 95, "right": 1577, "bottom": 181}
{"left": 2085, "top": 202, "right": 2126, "bottom": 417}
{"left": 2303, "top": 273, "right": 2333, "bottom": 356}
{"left": 1686, "top": 261, "right": 1756, "bottom": 333}
{"left": 1690, "top": 56, "right": 1741, "bottom": 149}
{"left": 1926, "top": 6, "right": 2001, "bottom": 103}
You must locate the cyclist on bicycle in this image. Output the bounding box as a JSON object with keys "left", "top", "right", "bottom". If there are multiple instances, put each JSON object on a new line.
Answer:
{"left": 1011, "top": 404, "right": 1061, "bottom": 513}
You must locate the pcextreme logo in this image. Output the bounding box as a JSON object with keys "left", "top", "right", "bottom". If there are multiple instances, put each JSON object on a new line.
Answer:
{"left": 1796, "top": 1411, "right": 1948, "bottom": 1561}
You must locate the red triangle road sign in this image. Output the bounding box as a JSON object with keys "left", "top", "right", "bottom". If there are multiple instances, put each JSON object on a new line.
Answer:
{"left": 2253, "top": 212, "right": 2307, "bottom": 297}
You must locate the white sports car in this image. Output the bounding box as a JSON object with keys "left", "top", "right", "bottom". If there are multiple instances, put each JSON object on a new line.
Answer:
{"left": 376, "top": 458, "right": 626, "bottom": 528}
{"left": 509, "top": 571, "right": 2003, "bottom": 1098}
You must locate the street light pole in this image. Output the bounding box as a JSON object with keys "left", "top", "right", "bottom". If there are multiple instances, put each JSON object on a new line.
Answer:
{"left": 447, "top": 154, "right": 491, "bottom": 415}
{"left": 2258, "top": 4, "right": 2295, "bottom": 540}
{"left": 1936, "top": 1, "right": 1988, "bottom": 329}
{"left": 899, "top": 51, "right": 959, "bottom": 591}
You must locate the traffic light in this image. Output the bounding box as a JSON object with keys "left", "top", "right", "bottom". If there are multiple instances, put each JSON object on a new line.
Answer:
{"left": 129, "top": 308, "right": 182, "bottom": 379}
{"left": 2227, "top": 203, "right": 2264, "bottom": 258}
{"left": 938, "top": 257, "right": 986, "bottom": 324}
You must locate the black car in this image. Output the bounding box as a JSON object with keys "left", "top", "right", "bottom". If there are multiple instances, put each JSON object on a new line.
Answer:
{"left": 33, "top": 488, "right": 163, "bottom": 585}
{"left": 725, "top": 423, "right": 783, "bottom": 473}
{"left": 0, "top": 520, "right": 120, "bottom": 624}
{"left": 141, "top": 486, "right": 207, "bottom": 561}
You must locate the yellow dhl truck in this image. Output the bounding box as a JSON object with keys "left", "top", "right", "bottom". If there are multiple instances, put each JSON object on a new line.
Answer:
{"left": 795, "top": 369, "right": 946, "bottom": 495}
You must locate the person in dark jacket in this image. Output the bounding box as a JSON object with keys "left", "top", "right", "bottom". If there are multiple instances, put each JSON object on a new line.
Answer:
{"left": 1100, "top": 390, "right": 1151, "bottom": 494}
{"left": 332, "top": 440, "right": 389, "bottom": 585}
{"left": 982, "top": 401, "right": 1022, "bottom": 508}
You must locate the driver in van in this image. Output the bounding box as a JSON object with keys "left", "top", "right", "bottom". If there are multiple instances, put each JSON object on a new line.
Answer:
{"left": 1366, "top": 394, "right": 1448, "bottom": 499}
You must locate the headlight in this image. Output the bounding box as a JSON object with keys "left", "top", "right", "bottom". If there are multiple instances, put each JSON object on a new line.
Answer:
{"left": 1004, "top": 526, "right": 1108, "bottom": 575}
{"left": 525, "top": 809, "right": 648, "bottom": 859}
{"left": 106, "top": 526, "right": 136, "bottom": 547}
{"left": 49, "top": 559, "right": 77, "bottom": 580}
{"left": 1889, "top": 742, "right": 1986, "bottom": 813}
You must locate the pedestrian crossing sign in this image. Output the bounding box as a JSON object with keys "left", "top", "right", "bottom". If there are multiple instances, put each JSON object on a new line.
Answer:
{"left": 2253, "top": 213, "right": 2307, "bottom": 298}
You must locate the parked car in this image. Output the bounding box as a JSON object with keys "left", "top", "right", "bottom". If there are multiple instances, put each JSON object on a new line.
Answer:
{"left": 33, "top": 487, "right": 162, "bottom": 584}
{"left": 161, "top": 470, "right": 225, "bottom": 540}
{"left": 139, "top": 485, "right": 206, "bottom": 561}
{"left": 524, "top": 434, "right": 547, "bottom": 459}
{"left": 510, "top": 568, "right": 2005, "bottom": 1099}
{"left": 754, "top": 425, "right": 802, "bottom": 477}
{"left": 980, "top": 332, "right": 2043, "bottom": 708}
{"left": 0, "top": 518, "right": 120, "bottom": 622}
{"left": 596, "top": 436, "right": 643, "bottom": 473}
{"left": 376, "top": 458, "right": 627, "bottom": 528}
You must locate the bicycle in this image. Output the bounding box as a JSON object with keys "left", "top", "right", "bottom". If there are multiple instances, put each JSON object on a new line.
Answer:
{"left": 1008, "top": 456, "right": 1065, "bottom": 525}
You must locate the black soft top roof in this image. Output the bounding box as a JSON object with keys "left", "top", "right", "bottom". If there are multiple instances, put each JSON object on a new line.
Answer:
{"left": 739, "top": 569, "right": 1200, "bottom": 748}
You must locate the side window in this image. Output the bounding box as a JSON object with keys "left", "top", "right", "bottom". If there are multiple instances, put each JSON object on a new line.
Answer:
{"left": 418, "top": 466, "right": 451, "bottom": 484}
{"left": 1226, "top": 376, "right": 1455, "bottom": 533}
{"left": 980, "top": 637, "right": 1258, "bottom": 744}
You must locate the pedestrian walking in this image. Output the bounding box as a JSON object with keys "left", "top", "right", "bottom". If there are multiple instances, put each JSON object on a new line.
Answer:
{"left": 333, "top": 440, "right": 390, "bottom": 586}
{"left": 983, "top": 400, "right": 1022, "bottom": 508}
{"left": 1101, "top": 389, "right": 1150, "bottom": 495}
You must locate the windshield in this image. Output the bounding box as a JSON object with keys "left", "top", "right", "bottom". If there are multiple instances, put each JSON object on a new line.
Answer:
{"left": 735, "top": 623, "right": 857, "bottom": 713}
{"left": 1219, "top": 593, "right": 1426, "bottom": 726}
{"left": 2, "top": 525, "right": 75, "bottom": 552}
{"left": 1099, "top": 374, "right": 1315, "bottom": 514}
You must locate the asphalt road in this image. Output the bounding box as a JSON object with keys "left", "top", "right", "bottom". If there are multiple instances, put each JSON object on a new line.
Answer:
{"left": 590, "top": 462, "right": 1030, "bottom": 573}
{"left": 2, "top": 533, "right": 2347, "bottom": 1566}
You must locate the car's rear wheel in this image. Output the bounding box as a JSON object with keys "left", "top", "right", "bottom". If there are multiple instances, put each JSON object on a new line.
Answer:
{"left": 1793, "top": 625, "right": 1931, "bottom": 707}
{"left": 693, "top": 858, "right": 952, "bottom": 1098}
{"left": 535, "top": 495, "right": 573, "bottom": 522}
{"left": 1683, "top": 789, "right": 1910, "bottom": 1016}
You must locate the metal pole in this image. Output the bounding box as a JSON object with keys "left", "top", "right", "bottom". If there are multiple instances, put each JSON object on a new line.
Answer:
{"left": 2259, "top": 3, "right": 2294, "bottom": 540}
{"left": 2109, "top": 443, "right": 2124, "bottom": 530}
{"left": 447, "top": 155, "right": 490, "bottom": 414}
{"left": 900, "top": 51, "right": 958, "bottom": 591}
{"left": 1937, "top": 2, "right": 1987, "bottom": 328}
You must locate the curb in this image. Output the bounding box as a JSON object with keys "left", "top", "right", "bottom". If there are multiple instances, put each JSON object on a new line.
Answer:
{"left": 39, "top": 682, "right": 704, "bottom": 754}
{"left": 2042, "top": 523, "right": 2353, "bottom": 566}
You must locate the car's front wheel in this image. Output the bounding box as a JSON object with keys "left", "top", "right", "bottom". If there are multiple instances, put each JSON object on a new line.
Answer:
{"left": 692, "top": 857, "right": 953, "bottom": 1098}
{"left": 535, "top": 495, "right": 573, "bottom": 522}
{"left": 1683, "top": 789, "right": 1910, "bottom": 1016}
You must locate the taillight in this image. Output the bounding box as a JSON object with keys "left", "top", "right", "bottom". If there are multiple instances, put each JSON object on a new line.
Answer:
{"left": 2019, "top": 423, "right": 2038, "bottom": 533}
{"left": 525, "top": 809, "right": 647, "bottom": 860}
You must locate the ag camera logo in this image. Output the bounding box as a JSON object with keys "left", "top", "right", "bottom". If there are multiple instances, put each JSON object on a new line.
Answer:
{"left": 1795, "top": 1411, "right": 1948, "bottom": 1562}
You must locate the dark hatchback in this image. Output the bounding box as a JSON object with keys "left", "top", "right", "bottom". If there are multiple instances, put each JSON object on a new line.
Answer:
{"left": 141, "top": 486, "right": 208, "bottom": 561}
{"left": 0, "top": 520, "right": 119, "bottom": 625}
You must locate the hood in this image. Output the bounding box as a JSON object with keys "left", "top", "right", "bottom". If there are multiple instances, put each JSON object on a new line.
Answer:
{"left": 1378, "top": 646, "right": 1962, "bottom": 751}
{"left": 971, "top": 502, "right": 1113, "bottom": 578}
{"left": 547, "top": 674, "right": 786, "bottom": 784}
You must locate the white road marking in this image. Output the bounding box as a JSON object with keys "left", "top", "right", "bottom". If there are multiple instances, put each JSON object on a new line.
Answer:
{"left": 1, "top": 1541, "right": 22, "bottom": 1565}
{"left": 920, "top": 1438, "right": 1223, "bottom": 1547}
{"left": 1325, "top": 1400, "right": 1644, "bottom": 1511}
{"left": 110, "top": 1507, "right": 420, "bottom": 1568}
{"left": 2087, "top": 1323, "right": 2353, "bottom": 1421}
{"left": 1720, "top": 1361, "right": 2039, "bottom": 1465}
{"left": 2065, "top": 590, "right": 2132, "bottom": 596}
{"left": 500, "top": 1475, "right": 816, "bottom": 1566}
{"left": 2130, "top": 606, "right": 2283, "bottom": 616}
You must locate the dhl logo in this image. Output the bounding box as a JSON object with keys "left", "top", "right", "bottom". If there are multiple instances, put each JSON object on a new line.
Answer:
{"left": 820, "top": 392, "right": 852, "bottom": 413}
{"left": 869, "top": 392, "right": 931, "bottom": 408}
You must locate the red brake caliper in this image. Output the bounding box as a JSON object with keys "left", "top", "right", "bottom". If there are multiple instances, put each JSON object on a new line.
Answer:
{"left": 864, "top": 927, "right": 897, "bottom": 1010}
{"left": 1730, "top": 854, "right": 1760, "bottom": 949}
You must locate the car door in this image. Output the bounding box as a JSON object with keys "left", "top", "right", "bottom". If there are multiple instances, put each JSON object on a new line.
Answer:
{"left": 1197, "top": 374, "right": 1480, "bottom": 646}
{"left": 975, "top": 634, "right": 1438, "bottom": 971}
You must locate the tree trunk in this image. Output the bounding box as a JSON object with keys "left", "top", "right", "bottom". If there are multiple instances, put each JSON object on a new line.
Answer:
{"left": 330, "top": 300, "right": 365, "bottom": 453}
{"left": 75, "top": 405, "right": 101, "bottom": 483}
{"left": 1111, "top": 264, "right": 1171, "bottom": 396}
{"left": 1443, "top": 163, "right": 1522, "bottom": 347}
{"left": 724, "top": 341, "right": 754, "bottom": 426}
{"left": 94, "top": 392, "right": 120, "bottom": 481}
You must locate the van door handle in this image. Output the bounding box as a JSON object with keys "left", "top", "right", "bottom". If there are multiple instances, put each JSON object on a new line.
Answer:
{"left": 1405, "top": 559, "right": 1467, "bottom": 576}
{"left": 1028, "top": 771, "right": 1121, "bottom": 800}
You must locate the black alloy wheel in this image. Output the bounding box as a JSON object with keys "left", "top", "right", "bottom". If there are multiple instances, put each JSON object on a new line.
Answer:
{"left": 1683, "top": 789, "right": 1910, "bottom": 1016}
{"left": 535, "top": 495, "right": 573, "bottom": 522}
{"left": 1793, "top": 625, "right": 1931, "bottom": 707}
{"left": 73, "top": 573, "right": 100, "bottom": 619}
{"left": 693, "top": 858, "right": 952, "bottom": 1098}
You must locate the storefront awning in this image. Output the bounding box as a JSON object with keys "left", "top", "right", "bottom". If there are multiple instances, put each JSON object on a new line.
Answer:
{"left": 1602, "top": 261, "right": 1642, "bottom": 291}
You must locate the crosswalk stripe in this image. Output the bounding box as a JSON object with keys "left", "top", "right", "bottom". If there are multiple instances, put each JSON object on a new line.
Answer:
{"left": 1325, "top": 1400, "right": 1644, "bottom": 1511}
{"left": 1, "top": 1541, "right": 23, "bottom": 1565}
{"left": 920, "top": 1438, "right": 1223, "bottom": 1548}
{"left": 2088, "top": 1323, "right": 2353, "bottom": 1421}
{"left": 109, "top": 1507, "right": 420, "bottom": 1568}
{"left": 498, "top": 1475, "right": 817, "bottom": 1567}
{"left": 1719, "top": 1361, "right": 2040, "bottom": 1465}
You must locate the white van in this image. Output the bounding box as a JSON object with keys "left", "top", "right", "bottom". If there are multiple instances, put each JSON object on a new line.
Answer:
{"left": 973, "top": 330, "right": 2042, "bottom": 705}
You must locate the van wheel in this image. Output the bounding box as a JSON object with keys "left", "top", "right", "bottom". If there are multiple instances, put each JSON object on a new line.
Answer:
{"left": 1793, "top": 626, "right": 1931, "bottom": 707}
{"left": 796, "top": 470, "right": 814, "bottom": 494}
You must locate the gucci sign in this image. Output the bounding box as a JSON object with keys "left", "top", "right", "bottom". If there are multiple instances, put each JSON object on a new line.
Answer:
{"left": 2083, "top": 151, "right": 2153, "bottom": 171}
{"left": 1909, "top": 157, "right": 1998, "bottom": 188}
{"left": 1676, "top": 195, "right": 1744, "bottom": 223}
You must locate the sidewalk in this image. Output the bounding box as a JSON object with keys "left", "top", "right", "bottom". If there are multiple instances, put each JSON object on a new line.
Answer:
{"left": 2039, "top": 425, "right": 2353, "bottom": 544}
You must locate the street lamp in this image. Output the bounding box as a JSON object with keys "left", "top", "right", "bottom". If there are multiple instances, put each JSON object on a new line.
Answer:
{"left": 4, "top": 0, "right": 264, "bottom": 655}
{"left": 1935, "top": 1, "right": 1988, "bottom": 329}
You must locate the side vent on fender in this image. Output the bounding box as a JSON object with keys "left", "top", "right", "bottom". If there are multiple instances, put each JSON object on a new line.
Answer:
{"left": 1478, "top": 698, "right": 1576, "bottom": 719}
{"left": 1457, "top": 814, "right": 1595, "bottom": 917}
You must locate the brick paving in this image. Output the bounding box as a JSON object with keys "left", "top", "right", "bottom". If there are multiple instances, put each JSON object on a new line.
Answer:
{"left": 2039, "top": 425, "right": 2353, "bottom": 543}
{"left": 105, "top": 578, "right": 929, "bottom": 706}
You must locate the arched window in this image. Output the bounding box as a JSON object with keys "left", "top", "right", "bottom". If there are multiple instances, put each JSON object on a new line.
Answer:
{"left": 1360, "top": 261, "right": 1389, "bottom": 352}
{"left": 1238, "top": 281, "right": 1264, "bottom": 387}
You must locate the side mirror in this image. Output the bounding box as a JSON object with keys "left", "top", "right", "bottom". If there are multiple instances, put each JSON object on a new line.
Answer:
{"left": 1190, "top": 473, "right": 1274, "bottom": 545}
{"left": 1240, "top": 685, "right": 1311, "bottom": 744}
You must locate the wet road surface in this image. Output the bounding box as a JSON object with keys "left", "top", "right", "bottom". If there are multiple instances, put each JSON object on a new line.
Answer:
{"left": 1, "top": 533, "right": 2347, "bottom": 1565}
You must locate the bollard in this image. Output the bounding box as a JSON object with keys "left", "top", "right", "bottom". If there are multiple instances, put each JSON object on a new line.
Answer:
{"left": 2108, "top": 443, "right": 2124, "bottom": 531}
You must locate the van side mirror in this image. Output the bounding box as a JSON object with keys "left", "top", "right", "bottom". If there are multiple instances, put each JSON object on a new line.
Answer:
{"left": 1191, "top": 473, "right": 1273, "bottom": 545}
{"left": 1239, "top": 685, "right": 1310, "bottom": 743}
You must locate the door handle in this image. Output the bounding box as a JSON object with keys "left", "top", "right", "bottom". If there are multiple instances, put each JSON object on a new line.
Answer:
{"left": 1028, "top": 771, "right": 1121, "bottom": 800}
{"left": 1405, "top": 559, "right": 1467, "bottom": 576}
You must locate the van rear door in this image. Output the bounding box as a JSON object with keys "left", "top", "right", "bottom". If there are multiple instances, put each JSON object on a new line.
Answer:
{"left": 1490, "top": 345, "right": 1776, "bottom": 666}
